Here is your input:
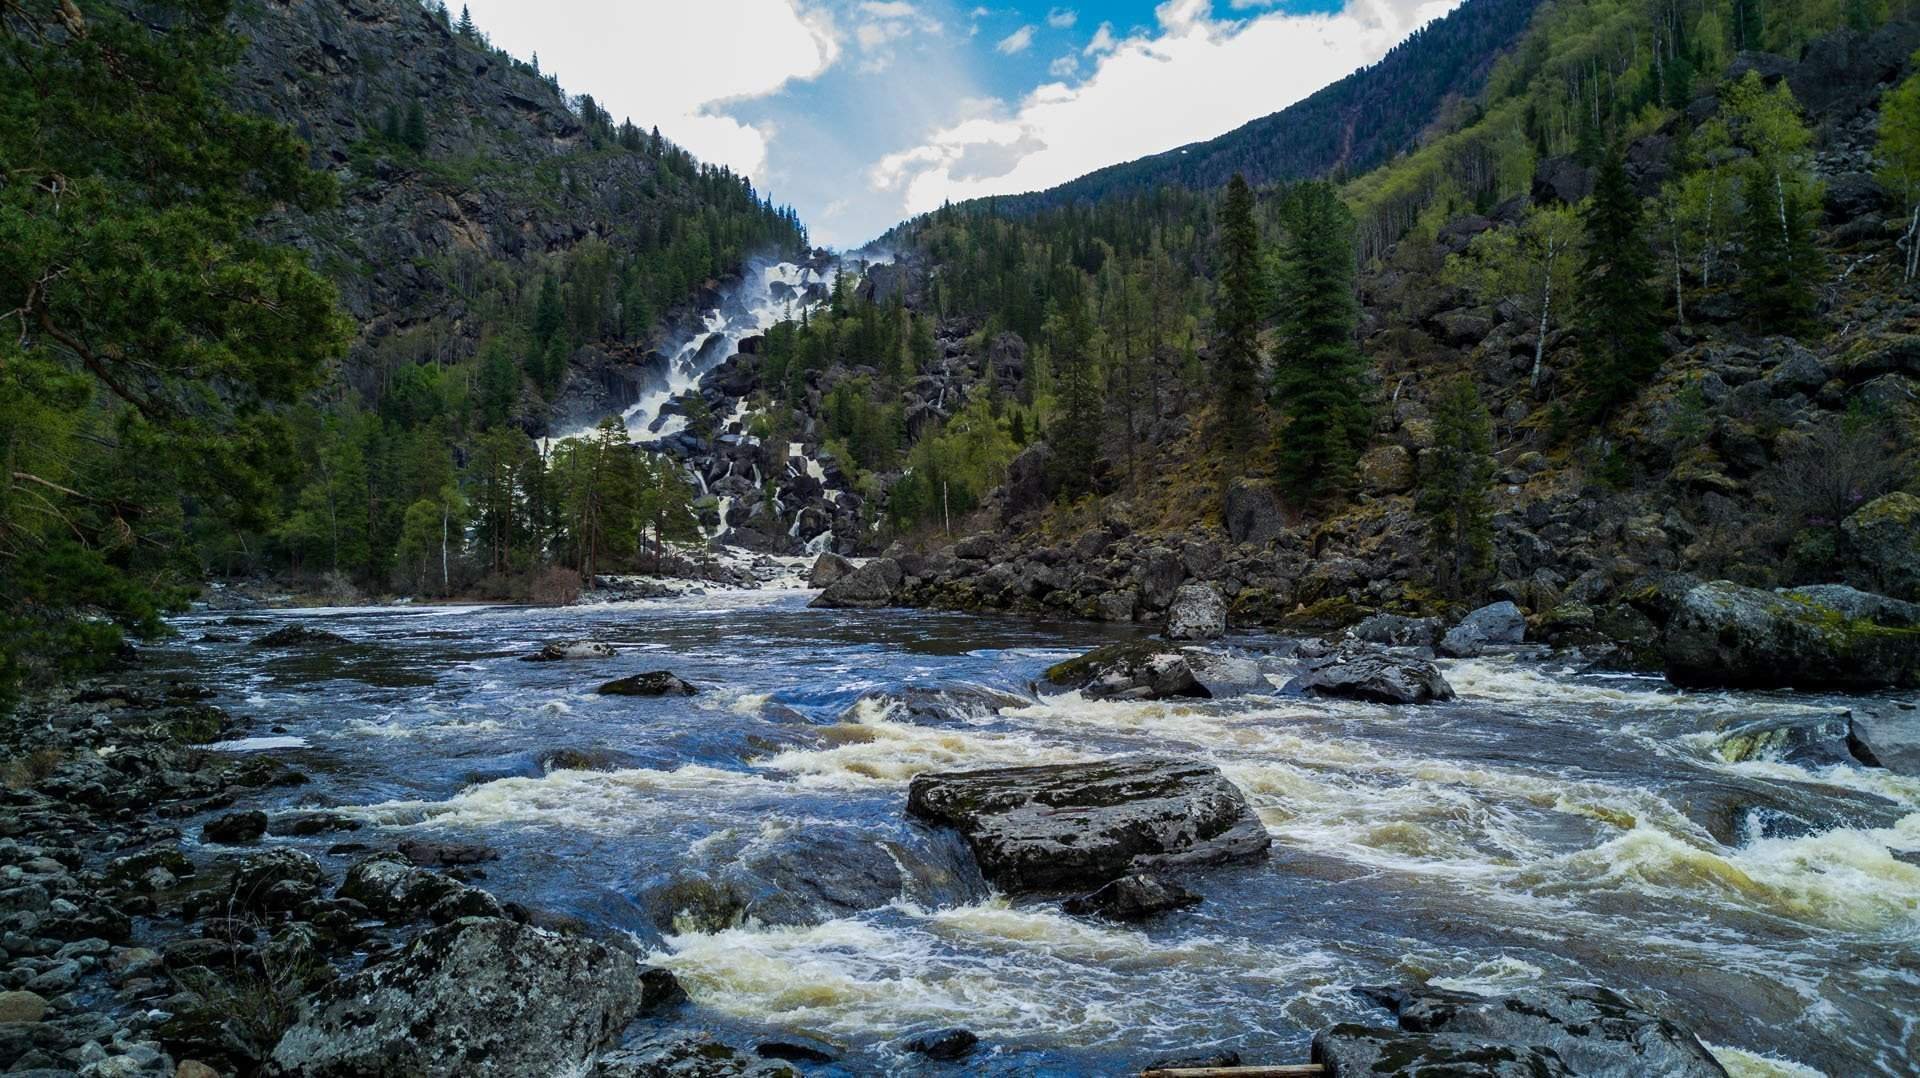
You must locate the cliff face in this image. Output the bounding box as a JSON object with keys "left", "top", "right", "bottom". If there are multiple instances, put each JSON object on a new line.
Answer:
{"left": 211, "top": 0, "right": 801, "bottom": 426}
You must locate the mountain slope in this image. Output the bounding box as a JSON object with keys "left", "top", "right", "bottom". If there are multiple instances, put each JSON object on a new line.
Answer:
{"left": 965, "top": 0, "right": 1541, "bottom": 215}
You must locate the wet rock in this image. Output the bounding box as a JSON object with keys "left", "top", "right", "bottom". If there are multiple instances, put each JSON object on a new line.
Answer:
{"left": 1439, "top": 601, "right": 1527, "bottom": 657}
{"left": 1062, "top": 873, "right": 1201, "bottom": 921}
{"left": 270, "top": 918, "right": 656, "bottom": 1077}
{"left": 809, "top": 557, "right": 902, "bottom": 609}
{"left": 251, "top": 625, "right": 349, "bottom": 648}
{"left": 272, "top": 812, "right": 363, "bottom": 837}
{"left": 1184, "top": 651, "right": 1269, "bottom": 698}
{"left": 754, "top": 1037, "right": 837, "bottom": 1063}
{"left": 807, "top": 551, "right": 855, "bottom": 588}
{"left": 397, "top": 839, "right": 499, "bottom": 867}
{"left": 1320, "top": 984, "right": 1728, "bottom": 1077}
{"left": 1660, "top": 581, "right": 1920, "bottom": 690}
{"left": 597, "top": 671, "right": 699, "bottom": 697}
{"left": 1842, "top": 492, "right": 1920, "bottom": 601}
{"left": 1847, "top": 702, "right": 1920, "bottom": 775}
{"left": 1293, "top": 652, "right": 1456, "bottom": 705}
{"left": 1348, "top": 614, "right": 1444, "bottom": 648}
{"left": 200, "top": 810, "right": 267, "bottom": 845}
{"left": 523, "top": 640, "right": 617, "bottom": 662}
{"left": 903, "top": 1028, "right": 978, "bottom": 1061}
{"left": 595, "top": 1031, "right": 795, "bottom": 1077}
{"left": 1165, "top": 584, "right": 1228, "bottom": 641}
{"left": 227, "top": 848, "right": 324, "bottom": 912}
{"left": 337, "top": 854, "right": 468, "bottom": 921}
{"left": 1713, "top": 713, "right": 1854, "bottom": 768}
{"left": 1043, "top": 641, "right": 1209, "bottom": 701}
{"left": 906, "top": 756, "right": 1271, "bottom": 894}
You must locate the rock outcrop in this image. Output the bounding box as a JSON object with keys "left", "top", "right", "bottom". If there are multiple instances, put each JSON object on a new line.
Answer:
{"left": 809, "top": 557, "right": 903, "bottom": 609}
{"left": 1439, "top": 601, "right": 1527, "bottom": 657}
{"left": 1043, "top": 642, "right": 1210, "bottom": 700}
{"left": 597, "top": 671, "right": 699, "bottom": 697}
{"left": 905, "top": 756, "right": 1271, "bottom": 893}
{"left": 1659, "top": 581, "right": 1920, "bottom": 689}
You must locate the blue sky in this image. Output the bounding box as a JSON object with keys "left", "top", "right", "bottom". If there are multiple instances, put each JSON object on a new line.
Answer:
{"left": 458, "top": 0, "right": 1461, "bottom": 246}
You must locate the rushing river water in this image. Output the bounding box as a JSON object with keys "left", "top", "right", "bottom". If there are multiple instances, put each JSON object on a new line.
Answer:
{"left": 157, "top": 590, "right": 1920, "bottom": 1076}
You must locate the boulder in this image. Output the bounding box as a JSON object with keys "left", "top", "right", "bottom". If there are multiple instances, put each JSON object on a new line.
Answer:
{"left": 1293, "top": 652, "right": 1456, "bottom": 705}
{"left": 1165, "top": 584, "right": 1228, "bottom": 641}
{"left": 902, "top": 1028, "right": 978, "bottom": 1062}
{"left": 1847, "top": 702, "right": 1920, "bottom": 775}
{"left": 252, "top": 625, "right": 349, "bottom": 648}
{"left": 807, "top": 551, "right": 855, "bottom": 588}
{"left": 1660, "top": 581, "right": 1920, "bottom": 690}
{"left": 337, "top": 854, "right": 474, "bottom": 922}
{"left": 398, "top": 839, "right": 498, "bottom": 867}
{"left": 523, "top": 640, "right": 616, "bottom": 662}
{"left": 597, "top": 671, "right": 699, "bottom": 697}
{"left": 809, "top": 557, "right": 903, "bottom": 609}
{"left": 1061, "top": 873, "right": 1201, "bottom": 922}
{"left": 1713, "top": 713, "right": 1855, "bottom": 768}
{"left": 1348, "top": 614, "right": 1444, "bottom": 648}
{"left": 906, "top": 756, "right": 1271, "bottom": 893}
{"left": 201, "top": 810, "right": 268, "bottom": 844}
{"left": 594, "top": 1032, "right": 789, "bottom": 1077}
{"left": 270, "top": 918, "right": 671, "bottom": 1077}
{"left": 1439, "top": 601, "right": 1527, "bottom": 657}
{"left": 1842, "top": 492, "right": 1920, "bottom": 601}
{"left": 1315, "top": 984, "right": 1727, "bottom": 1077}
{"left": 1043, "top": 641, "right": 1209, "bottom": 701}
{"left": 1003, "top": 444, "right": 1054, "bottom": 520}
{"left": 228, "top": 848, "right": 324, "bottom": 912}
{"left": 1357, "top": 444, "right": 1415, "bottom": 495}
{"left": 1224, "top": 478, "right": 1284, "bottom": 546}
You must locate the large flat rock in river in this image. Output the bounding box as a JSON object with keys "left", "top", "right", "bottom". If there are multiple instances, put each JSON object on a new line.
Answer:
{"left": 905, "top": 756, "right": 1270, "bottom": 893}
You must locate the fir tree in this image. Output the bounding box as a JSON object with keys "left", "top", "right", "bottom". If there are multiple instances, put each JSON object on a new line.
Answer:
{"left": 1417, "top": 377, "right": 1497, "bottom": 598}
{"left": 1047, "top": 280, "right": 1103, "bottom": 498}
{"left": 1271, "top": 181, "right": 1369, "bottom": 501}
{"left": 1737, "top": 170, "right": 1821, "bottom": 332}
{"left": 1575, "top": 144, "right": 1663, "bottom": 423}
{"left": 1213, "top": 174, "right": 1264, "bottom": 458}
{"left": 456, "top": 4, "right": 474, "bottom": 37}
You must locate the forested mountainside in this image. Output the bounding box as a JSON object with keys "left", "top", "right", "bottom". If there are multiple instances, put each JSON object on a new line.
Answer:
{"left": 788, "top": 0, "right": 1920, "bottom": 662}
{"left": 965, "top": 0, "right": 1544, "bottom": 215}
{"left": 1, "top": 0, "right": 801, "bottom": 701}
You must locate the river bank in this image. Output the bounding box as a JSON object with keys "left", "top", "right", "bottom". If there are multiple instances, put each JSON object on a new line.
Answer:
{"left": 3, "top": 590, "right": 1917, "bottom": 1075}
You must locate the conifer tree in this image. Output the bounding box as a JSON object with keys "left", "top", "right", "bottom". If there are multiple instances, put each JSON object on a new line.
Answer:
{"left": 1737, "top": 170, "right": 1820, "bottom": 332}
{"left": 456, "top": 4, "right": 474, "bottom": 37}
{"left": 1271, "top": 181, "right": 1369, "bottom": 500}
{"left": 1417, "top": 377, "right": 1496, "bottom": 598}
{"left": 1213, "top": 174, "right": 1264, "bottom": 458}
{"left": 1047, "top": 280, "right": 1103, "bottom": 498}
{"left": 1575, "top": 144, "right": 1663, "bottom": 423}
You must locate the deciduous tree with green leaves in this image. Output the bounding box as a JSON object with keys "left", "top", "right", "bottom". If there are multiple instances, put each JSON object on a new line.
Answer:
{"left": 1877, "top": 60, "right": 1920, "bottom": 281}
{"left": 1443, "top": 204, "right": 1582, "bottom": 394}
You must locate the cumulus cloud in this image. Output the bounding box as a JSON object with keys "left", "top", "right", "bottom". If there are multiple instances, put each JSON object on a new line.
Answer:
{"left": 1047, "top": 7, "right": 1077, "bottom": 29}
{"left": 871, "top": 0, "right": 1459, "bottom": 215}
{"left": 1048, "top": 53, "right": 1080, "bottom": 77}
{"left": 462, "top": 0, "right": 838, "bottom": 182}
{"left": 996, "top": 24, "right": 1035, "bottom": 53}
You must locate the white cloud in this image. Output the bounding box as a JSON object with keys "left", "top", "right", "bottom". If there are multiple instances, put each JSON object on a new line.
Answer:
{"left": 1048, "top": 53, "right": 1079, "bottom": 77}
{"left": 871, "top": 0, "right": 1459, "bottom": 215}
{"left": 1046, "top": 7, "right": 1077, "bottom": 29}
{"left": 996, "top": 24, "right": 1035, "bottom": 53}
{"left": 461, "top": 0, "right": 838, "bottom": 182}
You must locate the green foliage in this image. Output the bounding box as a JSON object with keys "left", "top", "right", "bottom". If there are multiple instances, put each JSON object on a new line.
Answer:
{"left": 1, "top": 0, "right": 349, "bottom": 703}
{"left": 1047, "top": 277, "right": 1104, "bottom": 497}
{"left": 1575, "top": 144, "right": 1664, "bottom": 424}
{"left": 1443, "top": 204, "right": 1581, "bottom": 392}
{"left": 1417, "top": 377, "right": 1497, "bottom": 598}
{"left": 1214, "top": 175, "right": 1266, "bottom": 457}
{"left": 1876, "top": 60, "right": 1920, "bottom": 280}
{"left": 1270, "top": 181, "right": 1370, "bottom": 501}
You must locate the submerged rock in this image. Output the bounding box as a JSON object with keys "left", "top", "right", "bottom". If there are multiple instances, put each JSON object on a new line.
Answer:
{"left": 808, "top": 556, "right": 903, "bottom": 609}
{"left": 1439, "top": 601, "right": 1527, "bottom": 657}
{"left": 1315, "top": 984, "right": 1728, "bottom": 1077}
{"left": 1293, "top": 651, "right": 1456, "bottom": 704}
{"left": 906, "top": 756, "right": 1271, "bottom": 893}
{"left": 523, "top": 640, "right": 617, "bottom": 662}
{"left": 1713, "top": 713, "right": 1855, "bottom": 768}
{"left": 1043, "top": 641, "right": 1209, "bottom": 700}
{"left": 597, "top": 671, "right": 699, "bottom": 697}
{"left": 1660, "top": 581, "right": 1920, "bottom": 689}
{"left": 1847, "top": 702, "right": 1920, "bottom": 775}
{"left": 1165, "top": 583, "right": 1228, "bottom": 641}
{"left": 902, "top": 1028, "right": 978, "bottom": 1062}
{"left": 270, "top": 917, "right": 665, "bottom": 1077}
{"left": 201, "top": 810, "right": 268, "bottom": 844}
{"left": 1062, "top": 872, "right": 1201, "bottom": 921}
{"left": 252, "top": 624, "right": 349, "bottom": 648}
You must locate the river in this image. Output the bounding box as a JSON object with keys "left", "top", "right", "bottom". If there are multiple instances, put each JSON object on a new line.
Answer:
{"left": 156, "top": 589, "right": 1920, "bottom": 1076}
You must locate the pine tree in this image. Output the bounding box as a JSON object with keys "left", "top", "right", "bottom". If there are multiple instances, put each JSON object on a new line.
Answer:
{"left": 1213, "top": 174, "right": 1264, "bottom": 458}
{"left": 456, "top": 4, "right": 474, "bottom": 37}
{"left": 1271, "top": 181, "right": 1369, "bottom": 501}
{"left": 1417, "top": 377, "right": 1497, "bottom": 598}
{"left": 1575, "top": 144, "right": 1664, "bottom": 424}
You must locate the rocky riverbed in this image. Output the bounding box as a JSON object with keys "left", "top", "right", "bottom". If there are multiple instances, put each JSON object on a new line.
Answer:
{"left": 2, "top": 589, "right": 1916, "bottom": 1075}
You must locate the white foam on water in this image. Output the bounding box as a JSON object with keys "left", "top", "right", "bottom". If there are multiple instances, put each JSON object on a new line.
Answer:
{"left": 353, "top": 763, "right": 792, "bottom": 832}
{"left": 1706, "top": 1042, "right": 1831, "bottom": 1078}
{"left": 752, "top": 698, "right": 1093, "bottom": 788}
{"left": 204, "top": 735, "right": 309, "bottom": 752}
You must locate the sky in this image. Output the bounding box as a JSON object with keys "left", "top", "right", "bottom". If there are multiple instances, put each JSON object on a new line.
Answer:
{"left": 457, "top": 0, "right": 1463, "bottom": 247}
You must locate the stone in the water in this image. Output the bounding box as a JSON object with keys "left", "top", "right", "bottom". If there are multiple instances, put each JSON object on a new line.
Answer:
{"left": 270, "top": 917, "right": 660, "bottom": 1077}
{"left": 228, "top": 848, "right": 324, "bottom": 912}
{"left": 338, "top": 854, "right": 471, "bottom": 922}
{"left": 1714, "top": 713, "right": 1855, "bottom": 767}
{"left": 807, "top": 551, "right": 856, "bottom": 588}
{"left": 523, "top": 640, "right": 617, "bottom": 662}
{"left": 1439, "top": 601, "right": 1527, "bottom": 657}
{"left": 755, "top": 1038, "right": 837, "bottom": 1063}
{"left": 398, "top": 839, "right": 499, "bottom": 866}
{"left": 903, "top": 1027, "right": 978, "bottom": 1061}
{"left": 1043, "top": 641, "right": 1209, "bottom": 701}
{"left": 1165, "top": 583, "right": 1228, "bottom": 641}
{"left": 201, "top": 810, "right": 268, "bottom": 844}
{"left": 1348, "top": 613, "right": 1445, "bottom": 648}
{"left": 1847, "top": 702, "right": 1920, "bottom": 775}
{"left": 1062, "top": 873, "right": 1201, "bottom": 921}
{"left": 597, "top": 671, "right": 699, "bottom": 696}
{"left": 809, "top": 556, "right": 902, "bottom": 609}
{"left": 1316, "top": 984, "right": 1729, "bottom": 1078}
{"left": 1660, "top": 581, "right": 1920, "bottom": 690}
{"left": 906, "top": 756, "right": 1271, "bottom": 893}
{"left": 1293, "top": 651, "right": 1455, "bottom": 704}
{"left": 595, "top": 1032, "right": 793, "bottom": 1077}
{"left": 252, "top": 624, "right": 349, "bottom": 648}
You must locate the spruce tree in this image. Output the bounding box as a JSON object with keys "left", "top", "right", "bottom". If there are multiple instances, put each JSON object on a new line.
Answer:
{"left": 1737, "top": 171, "right": 1820, "bottom": 332}
{"left": 1575, "top": 144, "right": 1663, "bottom": 424}
{"left": 1271, "top": 181, "right": 1369, "bottom": 501}
{"left": 1047, "top": 280, "right": 1103, "bottom": 498}
{"left": 456, "top": 4, "right": 474, "bottom": 37}
{"left": 1417, "top": 377, "right": 1497, "bottom": 598}
{"left": 1213, "top": 174, "right": 1264, "bottom": 458}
